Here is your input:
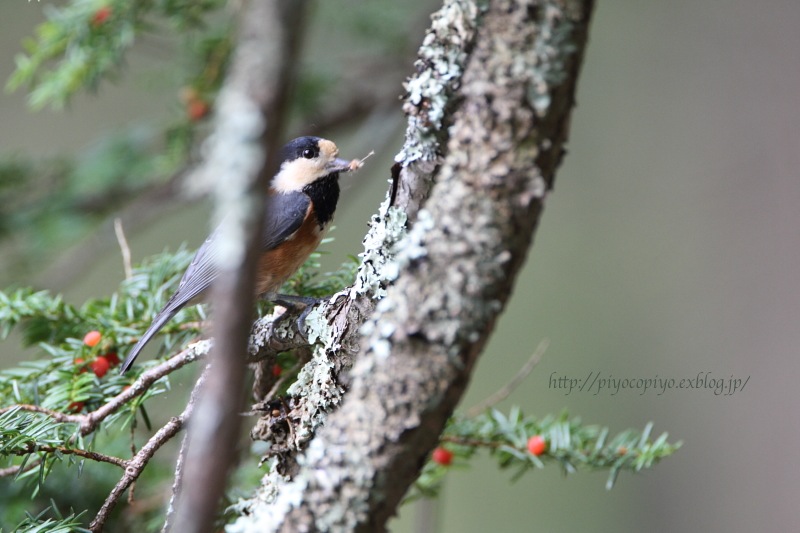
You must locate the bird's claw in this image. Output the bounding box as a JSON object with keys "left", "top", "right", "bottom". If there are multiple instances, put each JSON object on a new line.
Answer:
{"left": 270, "top": 294, "right": 331, "bottom": 337}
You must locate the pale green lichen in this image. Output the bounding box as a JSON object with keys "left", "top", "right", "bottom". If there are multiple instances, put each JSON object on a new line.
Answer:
{"left": 352, "top": 197, "right": 408, "bottom": 299}
{"left": 227, "top": 467, "right": 307, "bottom": 533}
{"left": 528, "top": 3, "right": 578, "bottom": 116}
{"left": 395, "top": 0, "right": 480, "bottom": 164}
{"left": 286, "top": 306, "right": 345, "bottom": 443}
{"left": 227, "top": 460, "right": 288, "bottom": 518}
{"left": 359, "top": 204, "right": 434, "bottom": 358}
{"left": 302, "top": 305, "right": 328, "bottom": 345}
{"left": 392, "top": 207, "right": 435, "bottom": 265}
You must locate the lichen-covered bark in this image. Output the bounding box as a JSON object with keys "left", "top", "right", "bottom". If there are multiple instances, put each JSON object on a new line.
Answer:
{"left": 230, "top": 0, "right": 594, "bottom": 531}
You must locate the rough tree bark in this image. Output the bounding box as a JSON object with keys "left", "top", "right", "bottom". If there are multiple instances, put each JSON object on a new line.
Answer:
{"left": 227, "top": 0, "right": 595, "bottom": 532}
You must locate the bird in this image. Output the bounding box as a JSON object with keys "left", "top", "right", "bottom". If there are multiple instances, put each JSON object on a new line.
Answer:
{"left": 120, "top": 136, "right": 360, "bottom": 373}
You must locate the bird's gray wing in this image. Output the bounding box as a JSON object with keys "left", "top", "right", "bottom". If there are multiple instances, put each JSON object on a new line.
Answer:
{"left": 176, "top": 190, "right": 310, "bottom": 302}
{"left": 121, "top": 191, "right": 310, "bottom": 372}
{"left": 261, "top": 191, "right": 311, "bottom": 250}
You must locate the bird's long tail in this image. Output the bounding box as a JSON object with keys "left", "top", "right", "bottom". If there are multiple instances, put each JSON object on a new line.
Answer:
{"left": 120, "top": 303, "right": 182, "bottom": 373}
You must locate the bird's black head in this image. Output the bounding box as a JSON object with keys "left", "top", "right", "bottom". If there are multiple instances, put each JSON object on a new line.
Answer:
{"left": 280, "top": 136, "right": 322, "bottom": 163}
{"left": 273, "top": 136, "right": 352, "bottom": 193}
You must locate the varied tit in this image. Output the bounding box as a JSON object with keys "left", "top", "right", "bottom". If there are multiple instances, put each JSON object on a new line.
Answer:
{"left": 120, "top": 136, "right": 360, "bottom": 373}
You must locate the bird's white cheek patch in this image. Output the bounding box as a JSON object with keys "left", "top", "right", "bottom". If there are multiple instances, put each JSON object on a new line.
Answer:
{"left": 272, "top": 159, "right": 325, "bottom": 192}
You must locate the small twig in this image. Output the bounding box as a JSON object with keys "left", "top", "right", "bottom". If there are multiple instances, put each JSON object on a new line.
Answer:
{"left": 0, "top": 403, "right": 79, "bottom": 422}
{"left": 161, "top": 365, "right": 209, "bottom": 533}
{"left": 466, "top": 339, "right": 548, "bottom": 417}
{"left": 11, "top": 443, "right": 127, "bottom": 468}
{"left": 161, "top": 432, "right": 189, "bottom": 533}
{"left": 80, "top": 341, "right": 208, "bottom": 435}
{"left": 89, "top": 415, "right": 186, "bottom": 532}
{"left": 0, "top": 457, "right": 41, "bottom": 478}
{"left": 440, "top": 435, "right": 505, "bottom": 449}
{"left": 128, "top": 421, "right": 138, "bottom": 505}
{"left": 263, "top": 358, "right": 303, "bottom": 404}
{"left": 114, "top": 218, "right": 133, "bottom": 281}
{"left": 90, "top": 368, "right": 208, "bottom": 533}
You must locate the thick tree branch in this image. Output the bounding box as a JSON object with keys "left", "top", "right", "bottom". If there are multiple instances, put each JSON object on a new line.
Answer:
{"left": 229, "top": 0, "right": 595, "bottom": 531}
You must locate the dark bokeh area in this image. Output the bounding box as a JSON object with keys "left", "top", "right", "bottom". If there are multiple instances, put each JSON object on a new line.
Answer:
{"left": 2, "top": 1, "right": 799, "bottom": 532}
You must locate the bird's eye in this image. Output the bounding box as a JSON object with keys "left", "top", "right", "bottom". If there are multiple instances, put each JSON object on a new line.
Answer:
{"left": 302, "top": 148, "right": 315, "bottom": 159}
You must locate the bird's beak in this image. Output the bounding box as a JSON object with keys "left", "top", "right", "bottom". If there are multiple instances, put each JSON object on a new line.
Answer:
{"left": 327, "top": 157, "right": 354, "bottom": 173}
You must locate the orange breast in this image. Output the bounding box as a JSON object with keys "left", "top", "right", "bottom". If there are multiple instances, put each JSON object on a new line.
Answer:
{"left": 255, "top": 209, "right": 325, "bottom": 295}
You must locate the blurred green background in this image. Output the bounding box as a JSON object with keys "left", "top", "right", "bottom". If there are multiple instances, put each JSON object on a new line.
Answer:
{"left": 2, "top": 1, "right": 798, "bottom": 531}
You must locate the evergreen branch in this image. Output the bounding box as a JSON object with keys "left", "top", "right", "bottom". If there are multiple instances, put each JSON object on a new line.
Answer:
{"left": 0, "top": 404, "right": 79, "bottom": 423}
{"left": 409, "top": 408, "right": 682, "bottom": 501}
{"left": 8, "top": 503, "right": 89, "bottom": 533}
{"left": 0, "top": 288, "right": 79, "bottom": 342}
{"left": 0, "top": 406, "right": 78, "bottom": 454}
{"left": 10, "top": 443, "right": 126, "bottom": 469}
{"left": 7, "top": 0, "right": 225, "bottom": 109}
{"left": 0, "top": 343, "right": 204, "bottom": 488}
{"left": 0, "top": 247, "right": 198, "bottom": 357}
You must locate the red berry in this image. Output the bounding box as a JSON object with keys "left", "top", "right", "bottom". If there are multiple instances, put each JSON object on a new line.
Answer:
{"left": 527, "top": 435, "right": 547, "bottom": 456}
{"left": 105, "top": 352, "right": 120, "bottom": 367}
{"left": 91, "top": 6, "right": 112, "bottom": 26}
{"left": 68, "top": 401, "right": 85, "bottom": 413}
{"left": 271, "top": 364, "right": 282, "bottom": 378}
{"left": 617, "top": 446, "right": 628, "bottom": 455}
{"left": 74, "top": 358, "right": 87, "bottom": 373}
{"left": 83, "top": 330, "right": 102, "bottom": 347}
{"left": 187, "top": 99, "right": 209, "bottom": 121}
{"left": 90, "top": 356, "right": 110, "bottom": 378}
{"left": 432, "top": 447, "right": 454, "bottom": 466}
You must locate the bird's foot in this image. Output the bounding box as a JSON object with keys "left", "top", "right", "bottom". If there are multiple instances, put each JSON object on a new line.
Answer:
{"left": 268, "top": 294, "right": 331, "bottom": 336}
